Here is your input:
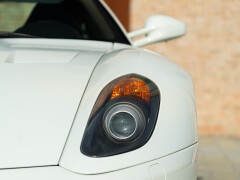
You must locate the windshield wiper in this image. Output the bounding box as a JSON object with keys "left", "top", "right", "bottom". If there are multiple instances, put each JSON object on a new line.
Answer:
{"left": 0, "top": 32, "right": 38, "bottom": 38}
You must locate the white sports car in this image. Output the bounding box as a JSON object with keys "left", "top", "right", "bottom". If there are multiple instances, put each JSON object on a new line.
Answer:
{"left": 0, "top": 0, "right": 198, "bottom": 179}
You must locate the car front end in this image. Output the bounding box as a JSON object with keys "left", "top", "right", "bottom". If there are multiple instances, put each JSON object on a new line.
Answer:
{"left": 0, "top": 0, "right": 198, "bottom": 179}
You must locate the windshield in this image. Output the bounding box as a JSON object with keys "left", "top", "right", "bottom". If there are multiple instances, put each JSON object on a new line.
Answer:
{"left": 0, "top": 2, "right": 35, "bottom": 32}
{"left": 0, "top": 0, "right": 130, "bottom": 44}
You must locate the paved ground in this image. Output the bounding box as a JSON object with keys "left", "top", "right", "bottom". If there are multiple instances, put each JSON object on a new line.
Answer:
{"left": 198, "top": 136, "right": 240, "bottom": 180}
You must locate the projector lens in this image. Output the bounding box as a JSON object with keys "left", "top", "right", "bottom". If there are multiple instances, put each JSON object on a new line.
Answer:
{"left": 103, "top": 103, "right": 146, "bottom": 142}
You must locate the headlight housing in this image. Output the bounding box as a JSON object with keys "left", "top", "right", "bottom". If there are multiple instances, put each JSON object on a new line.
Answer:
{"left": 81, "top": 74, "right": 160, "bottom": 157}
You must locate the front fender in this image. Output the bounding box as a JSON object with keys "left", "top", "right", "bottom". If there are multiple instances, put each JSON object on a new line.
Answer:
{"left": 60, "top": 48, "right": 198, "bottom": 174}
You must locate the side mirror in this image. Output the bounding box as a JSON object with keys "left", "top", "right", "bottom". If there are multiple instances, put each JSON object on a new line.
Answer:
{"left": 128, "top": 15, "right": 186, "bottom": 47}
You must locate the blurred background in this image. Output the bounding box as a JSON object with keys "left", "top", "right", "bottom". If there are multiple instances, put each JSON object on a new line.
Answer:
{"left": 0, "top": 0, "right": 240, "bottom": 179}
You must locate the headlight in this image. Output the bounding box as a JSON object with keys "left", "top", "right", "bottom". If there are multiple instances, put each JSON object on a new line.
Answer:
{"left": 103, "top": 103, "right": 146, "bottom": 142}
{"left": 81, "top": 74, "right": 160, "bottom": 157}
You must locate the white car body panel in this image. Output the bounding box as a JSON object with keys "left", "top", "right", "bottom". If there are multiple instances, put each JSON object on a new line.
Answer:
{"left": 0, "top": 39, "right": 112, "bottom": 169}
{"left": 60, "top": 47, "right": 198, "bottom": 174}
{"left": 0, "top": 1, "right": 198, "bottom": 179}
{"left": 0, "top": 143, "right": 197, "bottom": 180}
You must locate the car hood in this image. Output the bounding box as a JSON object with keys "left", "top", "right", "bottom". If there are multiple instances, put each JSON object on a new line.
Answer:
{"left": 0, "top": 39, "right": 112, "bottom": 169}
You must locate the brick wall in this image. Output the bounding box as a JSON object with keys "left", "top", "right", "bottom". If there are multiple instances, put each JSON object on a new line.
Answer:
{"left": 105, "top": 0, "right": 130, "bottom": 31}
{"left": 129, "top": 0, "right": 240, "bottom": 136}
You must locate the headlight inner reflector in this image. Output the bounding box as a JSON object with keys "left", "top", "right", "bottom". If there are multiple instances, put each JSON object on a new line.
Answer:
{"left": 111, "top": 78, "right": 150, "bottom": 104}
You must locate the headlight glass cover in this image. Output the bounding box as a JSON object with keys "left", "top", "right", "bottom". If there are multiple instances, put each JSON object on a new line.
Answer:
{"left": 81, "top": 74, "right": 160, "bottom": 157}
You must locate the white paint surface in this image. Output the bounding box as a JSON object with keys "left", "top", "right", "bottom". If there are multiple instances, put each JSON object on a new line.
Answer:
{"left": 0, "top": 38, "right": 112, "bottom": 169}
{"left": 60, "top": 48, "right": 198, "bottom": 174}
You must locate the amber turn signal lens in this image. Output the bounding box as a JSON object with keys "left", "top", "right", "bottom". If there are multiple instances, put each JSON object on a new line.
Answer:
{"left": 111, "top": 78, "right": 150, "bottom": 103}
